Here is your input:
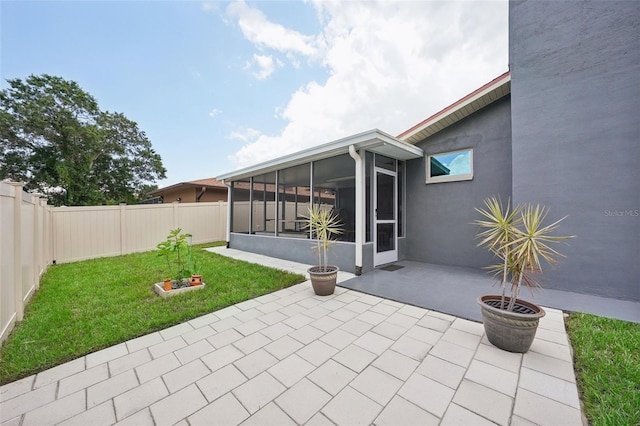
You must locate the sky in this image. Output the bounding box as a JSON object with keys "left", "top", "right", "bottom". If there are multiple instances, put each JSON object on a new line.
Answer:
{"left": 1, "top": 0, "right": 508, "bottom": 188}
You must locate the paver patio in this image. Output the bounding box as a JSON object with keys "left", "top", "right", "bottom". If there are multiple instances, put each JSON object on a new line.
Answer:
{"left": 0, "top": 248, "right": 585, "bottom": 425}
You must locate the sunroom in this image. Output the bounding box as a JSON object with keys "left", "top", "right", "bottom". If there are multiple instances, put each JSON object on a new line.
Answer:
{"left": 217, "top": 129, "right": 423, "bottom": 275}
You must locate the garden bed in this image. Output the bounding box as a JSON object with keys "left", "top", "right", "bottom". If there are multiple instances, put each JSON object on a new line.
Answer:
{"left": 153, "top": 281, "right": 206, "bottom": 298}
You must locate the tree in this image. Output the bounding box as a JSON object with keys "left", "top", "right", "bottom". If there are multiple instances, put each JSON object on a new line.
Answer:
{"left": 0, "top": 74, "right": 166, "bottom": 206}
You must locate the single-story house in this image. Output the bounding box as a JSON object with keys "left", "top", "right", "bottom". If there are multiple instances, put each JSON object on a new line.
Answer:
{"left": 218, "top": 0, "right": 639, "bottom": 302}
{"left": 149, "top": 178, "right": 227, "bottom": 204}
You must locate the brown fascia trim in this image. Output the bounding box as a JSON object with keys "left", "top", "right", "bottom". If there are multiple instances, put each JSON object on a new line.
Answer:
{"left": 396, "top": 70, "right": 511, "bottom": 139}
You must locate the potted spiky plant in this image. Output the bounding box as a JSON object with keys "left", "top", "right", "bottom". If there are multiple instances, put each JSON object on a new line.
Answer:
{"left": 304, "top": 204, "right": 342, "bottom": 296}
{"left": 474, "top": 196, "right": 574, "bottom": 353}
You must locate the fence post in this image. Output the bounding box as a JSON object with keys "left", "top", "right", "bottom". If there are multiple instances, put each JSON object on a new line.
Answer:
{"left": 44, "top": 199, "right": 52, "bottom": 267}
{"left": 32, "top": 194, "right": 40, "bottom": 290}
{"left": 119, "top": 203, "right": 127, "bottom": 255}
{"left": 172, "top": 201, "right": 179, "bottom": 229}
{"left": 217, "top": 201, "right": 225, "bottom": 241}
{"left": 10, "top": 182, "right": 24, "bottom": 321}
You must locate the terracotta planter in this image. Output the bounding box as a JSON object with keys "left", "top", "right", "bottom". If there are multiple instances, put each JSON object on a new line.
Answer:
{"left": 478, "top": 295, "right": 545, "bottom": 353}
{"left": 308, "top": 266, "right": 338, "bottom": 296}
{"left": 190, "top": 274, "right": 202, "bottom": 286}
{"left": 163, "top": 279, "right": 172, "bottom": 291}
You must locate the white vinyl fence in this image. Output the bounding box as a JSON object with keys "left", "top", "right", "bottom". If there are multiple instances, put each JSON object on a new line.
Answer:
{"left": 0, "top": 181, "right": 228, "bottom": 343}
{"left": 1, "top": 182, "right": 53, "bottom": 344}
{"left": 52, "top": 201, "right": 227, "bottom": 264}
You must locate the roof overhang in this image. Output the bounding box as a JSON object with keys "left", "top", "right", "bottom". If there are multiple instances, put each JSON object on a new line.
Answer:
{"left": 149, "top": 181, "right": 226, "bottom": 196}
{"left": 217, "top": 129, "right": 423, "bottom": 182}
{"left": 397, "top": 71, "right": 511, "bottom": 144}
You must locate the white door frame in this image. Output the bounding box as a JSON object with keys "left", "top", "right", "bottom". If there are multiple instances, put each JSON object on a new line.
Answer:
{"left": 373, "top": 167, "right": 397, "bottom": 266}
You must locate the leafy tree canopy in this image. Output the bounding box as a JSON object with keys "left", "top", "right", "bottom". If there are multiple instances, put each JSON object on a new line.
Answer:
{"left": 0, "top": 74, "right": 166, "bottom": 206}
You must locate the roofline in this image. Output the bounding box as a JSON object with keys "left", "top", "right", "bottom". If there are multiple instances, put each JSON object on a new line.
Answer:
{"left": 149, "top": 181, "right": 226, "bottom": 195}
{"left": 397, "top": 71, "right": 511, "bottom": 142}
{"left": 217, "top": 129, "right": 423, "bottom": 182}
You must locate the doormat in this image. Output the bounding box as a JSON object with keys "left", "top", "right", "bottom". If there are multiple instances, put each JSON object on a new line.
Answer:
{"left": 380, "top": 264, "right": 404, "bottom": 272}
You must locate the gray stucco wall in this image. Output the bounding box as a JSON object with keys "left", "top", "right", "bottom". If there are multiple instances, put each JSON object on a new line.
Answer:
{"left": 510, "top": 1, "right": 640, "bottom": 300}
{"left": 405, "top": 96, "right": 513, "bottom": 268}
{"left": 229, "top": 233, "right": 357, "bottom": 274}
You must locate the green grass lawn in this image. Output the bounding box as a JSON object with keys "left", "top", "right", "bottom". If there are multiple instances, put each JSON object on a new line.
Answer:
{"left": 566, "top": 313, "right": 640, "bottom": 426}
{"left": 0, "top": 243, "right": 305, "bottom": 385}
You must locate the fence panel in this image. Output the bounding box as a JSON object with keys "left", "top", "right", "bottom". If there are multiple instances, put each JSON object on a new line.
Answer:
{"left": 0, "top": 182, "right": 53, "bottom": 343}
{"left": 52, "top": 201, "right": 228, "bottom": 264}
{"left": 52, "top": 206, "right": 122, "bottom": 263}
{"left": 122, "top": 204, "right": 175, "bottom": 255}
{"left": 0, "top": 179, "right": 227, "bottom": 343}
{"left": 21, "top": 196, "right": 36, "bottom": 303}
{"left": 176, "top": 201, "right": 227, "bottom": 244}
{"left": 0, "top": 183, "right": 17, "bottom": 343}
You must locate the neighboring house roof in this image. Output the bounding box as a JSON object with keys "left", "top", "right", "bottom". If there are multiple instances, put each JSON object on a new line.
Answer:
{"left": 150, "top": 178, "right": 227, "bottom": 196}
{"left": 217, "top": 129, "right": 423, "bottom": 182}
{"left": 398, "top": 71, "right": 511, "bottom": 144}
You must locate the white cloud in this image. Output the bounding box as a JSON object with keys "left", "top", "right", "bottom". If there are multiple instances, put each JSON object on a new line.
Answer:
{"left": 201, "top": 2, "right": 219, "bottom": 13}
{"left": 226, "top": 0, "right": 320, "bottom": 58}
{"left": 225, "top": 0, "right": 508, "bottom": 169}
{"left": 249, "top": 54, "right": 282, "bottom": 80}
{"left": 228, "top": 127, "right": 262, "bottom": 143}
{"left": 208, "top": 108, "right": 221, "bottom": 118}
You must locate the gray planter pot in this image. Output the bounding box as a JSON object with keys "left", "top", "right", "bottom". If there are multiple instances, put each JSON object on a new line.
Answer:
{"left": 308, "top": 265, "right": 338, "bottom": 296}
{"left": 478, "top": 295, "right": 545, "bottom": 353}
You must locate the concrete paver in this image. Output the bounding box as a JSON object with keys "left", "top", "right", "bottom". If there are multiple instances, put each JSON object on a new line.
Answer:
{"left": 296, "top": 340, "right": 338, "bottom": 366}
{"left": 430, "top": 339, "right": 476, "bottom": 368}
{"left": 58, "top": 364, "right": 109, "bottom": 398}
{"left": 307, "top": 359, "right": 357, "bottom": 396}
{"left": 464, "top": 359, "right": 519, "bottom": 397}
{"left": 233, "top": 348, "right": 278, "bottom": 378}
{"left": 522, "top": 350, "right": 576, "bottom": 382}
{"left": 375, "top": 395, "right": 440, "bottom": 425}
{"left": 188, "top": 393, "right": 249, "bottom": 426}
{"left": 474, "top": 340, "right": 523, "bottom": 373}
{"left": 275, "top": 378, "right": 331, "bottom": 424}
{"left": 1, "top": 375, "right": 35, "bottom": 401}
{"left": 32, "top": 357, "right": 84, "bottom": 389}
{"left": 232, "top": 371, "right": 286, "bottom": 414}
{"left": 162, "top": 359, "right": 210, "bottom": 393}
{"left": 519, "top": 367, "right": 581, "bottom": 409}
{"left": 134, "top": 353, "right": 181, "bottom": 384}
{"left": 415, "top": 355, "right": 466, "bottom": 389}
{"left": 196, "top": 364, "right": 246, "bottom": 402}
{"left": 398, "top": 373, "right": 456, "bottom": 418}
{"left": 0, "top": 247, "right": 585, "bottom": 426}
{"left": 87, "top": 370, "right": 138, "bottom": 407}
{"left": 440, "top": 403, "right": 496, "bottom": 426}
{"left": 241, "top": 401, "right": 295, "bottom": 426}
{"left": 514, "top": 388, "right": 583, "bottom": 425}
{"left": 112, "top": 377, "right": 168, "bottom": 422}
{"left": 148, "top": 384, "right": 208, "bottom": 426}
{"left": 452, "top": 380, "right": 512, "bottom": 426}
{"left": 349, "top": 366, "right": 403, "bottom": 405}
{"left": 58, "top": 400, "right": 116, "bottom": 426}
{"left": 108, "top": 348, "right": 151, "bottom": 376}
{"left": 372, "top": 349, "right": 420, "bottom": 381}
{"left": 322, "top": 386, "right": 382, "bottom": 426}
{"left": 21, "top": 390, "right": 85, "bottom": 425}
